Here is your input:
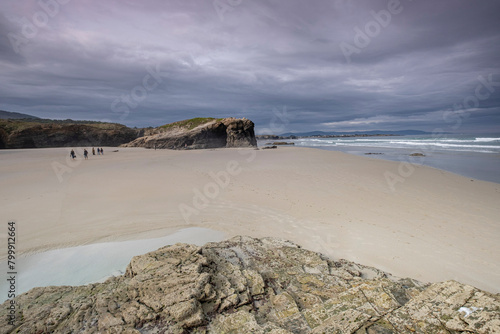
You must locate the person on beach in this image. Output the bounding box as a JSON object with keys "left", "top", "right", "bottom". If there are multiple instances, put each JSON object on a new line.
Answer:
{"left": 84, "top": 149, "right": 88, "bottom": 160}
{"left": 92, "top": 147, "right": 95, "bottom": 155}
{"left": 100, "top": 148, "right": 104, "bottom": 155}
{"left": 70, "top": 149, "right": 76, "bottom": 160}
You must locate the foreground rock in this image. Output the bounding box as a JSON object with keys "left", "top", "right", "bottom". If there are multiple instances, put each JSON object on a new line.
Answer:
{"left": 1, "top": 237, "right": 499, "bottom": 333}
{"left": 122, "top": 117, "right": 257, "bottom": 149}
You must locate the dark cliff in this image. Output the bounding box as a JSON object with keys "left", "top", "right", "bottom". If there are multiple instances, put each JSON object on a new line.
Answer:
{"left": 0, "top": 119, "right": 140, "bottom": 149}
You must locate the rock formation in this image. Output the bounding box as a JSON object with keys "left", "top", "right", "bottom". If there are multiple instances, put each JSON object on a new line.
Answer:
{"left": 0, "top": 117, "right": 258, "bottom": 150}
{"left": 122, "top": 117, "right": 257, "bottom": 149}
{"left": 0, "top": 119, "right": 140, "bottom": 149}
{"left": 1, "top": 236, "right": 498, "bottom": 333}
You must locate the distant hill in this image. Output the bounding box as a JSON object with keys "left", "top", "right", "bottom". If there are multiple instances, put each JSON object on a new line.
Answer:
{"left": 279, "top": 130, "right": 434, "bottom": 137}
{"left": 0, "top": 110, "right": 40, "bottom": 120}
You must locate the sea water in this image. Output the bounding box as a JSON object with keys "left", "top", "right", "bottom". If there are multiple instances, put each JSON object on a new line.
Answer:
{"left": 0, "top": 228, "right": 225, "bottom": 301}
{"left": 259, "top": 134, "right": 500, "bottom": 183}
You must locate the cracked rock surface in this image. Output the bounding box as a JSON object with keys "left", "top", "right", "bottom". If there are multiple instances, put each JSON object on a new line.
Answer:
{"left": 1, "top": 236, "right": 499, "bottom": 333}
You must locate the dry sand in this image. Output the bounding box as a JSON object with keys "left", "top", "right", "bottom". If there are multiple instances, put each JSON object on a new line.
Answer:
{"left": 0, "top": 146, "right": 499, "bottom": 293}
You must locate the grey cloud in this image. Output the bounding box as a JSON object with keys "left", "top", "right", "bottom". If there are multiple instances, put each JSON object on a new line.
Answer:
{"left": 0, "top": 0, "right": 499, "bottom": 134}
{"left": 0, "top": 15, "right": 27, "bottom": 65}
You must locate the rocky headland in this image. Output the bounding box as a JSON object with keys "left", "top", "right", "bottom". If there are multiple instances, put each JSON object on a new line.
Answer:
{"left": 0, "top": 117, "right": 257, "bottom": 150}
{"left": 122, "top": 117, "right": 257, "bottom": 150}
{"left": 1, "top": 236, "right": 498, "bottom": 333}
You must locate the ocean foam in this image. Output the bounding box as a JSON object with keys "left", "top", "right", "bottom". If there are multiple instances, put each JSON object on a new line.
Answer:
{"left": 293, "top": 136, "right": 500, "bottom": 154}
{"left": 475, "top": 137, "right": 500, "bottom": 142}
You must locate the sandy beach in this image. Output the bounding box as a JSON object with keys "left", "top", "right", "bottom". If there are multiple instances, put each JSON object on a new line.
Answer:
{"left": 0, "top": 146, "right": 499, "bottom": 293}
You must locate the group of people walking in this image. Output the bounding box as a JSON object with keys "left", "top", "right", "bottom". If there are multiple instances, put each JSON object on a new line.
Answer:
{"left": 92, "top": 147, "right": 104, "bottom": 155}
{"left": 70, "top": 147, "right": 104, "bottom": 160}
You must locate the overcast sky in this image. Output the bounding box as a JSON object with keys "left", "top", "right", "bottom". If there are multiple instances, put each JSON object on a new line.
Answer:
{"left": 1, "top": 0, "right": 499, "bottom": 134}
